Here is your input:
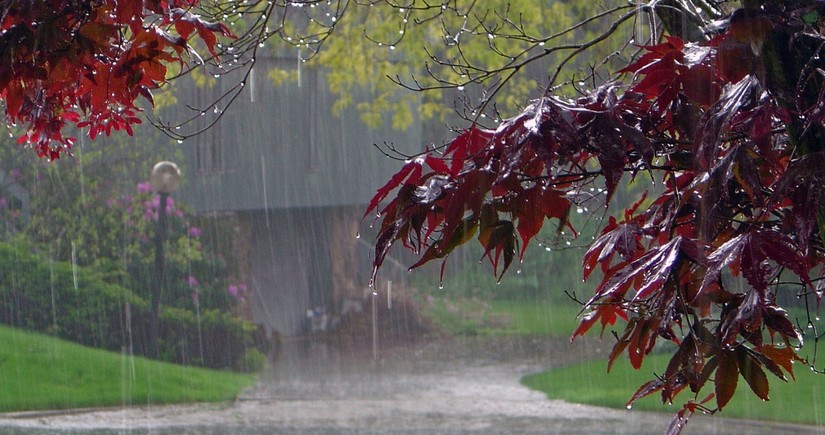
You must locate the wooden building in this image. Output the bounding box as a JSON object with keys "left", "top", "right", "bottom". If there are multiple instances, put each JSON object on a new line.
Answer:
{"left": 175, "top": 57, "right": 424, "bottom": 337}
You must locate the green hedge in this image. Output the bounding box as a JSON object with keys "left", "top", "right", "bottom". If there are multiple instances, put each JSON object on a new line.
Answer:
{"left": 0, "top": 241, "right": 260, "bottom": 370}
{"left": 150, "top": 306, "right": 260, "bottom": 370}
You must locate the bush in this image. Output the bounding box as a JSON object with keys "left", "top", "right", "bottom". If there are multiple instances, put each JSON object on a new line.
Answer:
{"left": 233, "top": 349, "right": 268, "bottom": 373}
{"left": 0, "top": 240, "right": 259, "bottom": 370}
{"left": 0, "top": 240, "right": 138, "bottom": 350}
{"left": 144, "top": 306, "right": 261, "bottom": 369}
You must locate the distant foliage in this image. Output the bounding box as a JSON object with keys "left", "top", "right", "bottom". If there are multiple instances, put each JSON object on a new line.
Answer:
{"left": 0, "top": 137, "right": 236, "bottom": 316}
{"left": 0, "top": 126, "right": 249, "bottom": 367}
{"left": 0, "top": 240, "right": 257, "bottom": 369}
{"left": 115, "top": 181, "right": 236, "bottom": 312}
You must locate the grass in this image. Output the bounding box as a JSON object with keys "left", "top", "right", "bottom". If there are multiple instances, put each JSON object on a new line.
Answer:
{"left": 419, "top": 295, "right": 583, "bottom": 337}
{"left": 0, "top": 325, "right": 256, "bottom": 412}
{"left": 426, "top": 293, "right": 825, "bottom": 426}
{"left": 487, "top": 299, "right": 582, "bottom": 336}
{"left": 522, "top": 351, "right": 825, "bottom": 426}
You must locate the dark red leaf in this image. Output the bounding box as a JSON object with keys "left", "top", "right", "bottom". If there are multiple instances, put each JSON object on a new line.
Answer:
{"left": 697, "top": 356, "right": 719, "bottom": 394}
{"left": 756, "top": 345, "right": 804, "bottom": 381}
{"left": 762, "top": 304, "right": 801, "bottom": 343}
{"left": 583, "top": 216, "right": 642, "bottom": 280}
{"left": 693, "top": 75, "right": 759, "bottom": 170}
{"left": 571, "top": 309, "right": 601, "bottom": 343}
{"left": 771, "top": 152, "right": 825, "bottom": 255}
{"left": 170, "top": 8, "right": 234, "bottom": 57}
{"left": 425, "top": 155, "right": 450, "bottom": 173}
{"left": 682, "top": 63, "right": 721, "bottom": 107}
{"left": 715, "top": 349, "right": 738, "bottom": 409}
{"left": 736, "top": 347, "right": 770, "bottom": 401}
{"left": 718, "top": 290, "right": 764, "bottom": 347}
{"left": 510, "top": 186, "right": 562, "bottom": 260}
{"left": 666, "top": 394, "right": 714, "bottom": 435}
{"left": 370, "top": 220, "right": 403, "bottom": 286}
{"left": 478, "top": 220, "right": 516, "bottom": 280}
{"left": 701, "top": 230, "right": 810, "bottom": 295}
{"left": 606, "top": 324, "right": 631, "bottom": 369}
{"left": 573, "top": 303, "right": 628, "bottom": 345}
{"left": 444, "top": 126, "right": 494, "bottom": 176}
{"left": 590, "top": 236, "right": 683, "bottom": 304}
{"left": 662, "top": 334, "right": 707, "bottom": 400}
{"left": 747, "top": 348, "right": 788, "bottom": 382}
{"left": 619, "top": 36, "right": 685, "bottom": 75}
{"left": 363, "top": 159, "right": 422, "bottom": 219}
{"left": 413, "top": 174, "right": 454, "bottom": 204}
{"left": 626, "top": 378, "right": 665, "bottom": 409}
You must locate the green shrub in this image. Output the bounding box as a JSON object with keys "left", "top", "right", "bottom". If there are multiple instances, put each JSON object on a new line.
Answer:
{"left": 0, "top": 241, "right": 139, "bottom": 350}
{"left": 0, "top": 240, "right": 259, "bottom": 370}
{"left": 234, "top": 349, "right": 268, "bottom": 373}
{"left": 147, "top": 306, "right": 261, "bottom": 369}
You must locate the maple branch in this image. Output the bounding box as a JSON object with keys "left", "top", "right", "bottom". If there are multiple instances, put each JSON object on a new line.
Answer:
{"left": 365, "top": 3, "right": 825, "bottom": 434}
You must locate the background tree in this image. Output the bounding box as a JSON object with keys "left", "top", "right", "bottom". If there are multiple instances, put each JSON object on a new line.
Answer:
{"left": 104, "top": 1, "right": 634, "bottom": 143}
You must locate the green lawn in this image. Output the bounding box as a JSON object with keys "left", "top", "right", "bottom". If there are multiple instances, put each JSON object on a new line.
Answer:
{"left": 420, "top": 295, "right": 583, "bottom": 337}
{"left": 522, "top": 351, "right": 825, "bottom": 426}
{"left": 432, "top": 296, "right": 824, "bottom": 425}
{"left": 0, "top": 325, "right": 256, "bottom": 412}
{"left": 487, "top": 299, "right": 582, "bottom": 336}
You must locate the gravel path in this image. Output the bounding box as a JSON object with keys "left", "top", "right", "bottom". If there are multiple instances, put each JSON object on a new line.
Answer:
{"left": 0, "top": 336, "right": 822, "bottom": 434}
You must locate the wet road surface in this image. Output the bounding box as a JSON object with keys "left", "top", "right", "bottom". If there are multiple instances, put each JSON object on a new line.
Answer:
{"left": 0, "top": 336, "right": 822, "bottom": 434}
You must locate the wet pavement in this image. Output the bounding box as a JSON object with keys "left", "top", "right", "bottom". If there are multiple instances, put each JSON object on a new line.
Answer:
{"left": 0, "top": 336, "right": 823, "bottom": 434}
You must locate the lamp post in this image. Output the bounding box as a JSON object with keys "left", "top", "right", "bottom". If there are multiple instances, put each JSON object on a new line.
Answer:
{"left": 148, "top": 161, "right": 181, "bottom": 357}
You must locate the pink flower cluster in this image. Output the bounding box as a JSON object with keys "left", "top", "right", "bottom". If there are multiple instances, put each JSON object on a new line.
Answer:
{"left": 227, "top": 283, "right": 247, "bottom": 301}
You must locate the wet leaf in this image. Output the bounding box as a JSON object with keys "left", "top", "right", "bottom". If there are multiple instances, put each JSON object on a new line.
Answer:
{"left": 737, "top": 347, "right": 770, "bottom": 401}
{"left": 626, "top": 378, "right": 665, "bottom": 409}
{"left": 573, "top": 303, "right": 628, "bottom": 346}
{"left": 364, "top": 159, "right": 423, "bottom": 219}
{"left": 694, "top": 76, "right": 760, "bottom": 170}
{"left": 715, "top": 350, "right": 738, "bottom": 409}
{"left": 478, "top": 220, "right": 516, "bottom": 280}
{"left": 756, "top": 345, "right": 804, "bottom": 381}
{"left": 363, "top": 5, "right": 825, "bottom": 431}
{"left": 701, "top": 230, "right": 811, "bottom": 295}
{"left": 0, "top": 2, "right": 234, "bottom": 157}
{"left": 414, "top": 175, "right": 454, "bottom": 204}
{"left": 591, "top": 236, "right": 683, "bottom": 303}
{"left": 583, "top": 217, "right": 642, "bottom": 280}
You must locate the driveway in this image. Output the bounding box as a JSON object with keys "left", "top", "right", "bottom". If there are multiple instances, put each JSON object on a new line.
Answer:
{"left": 0, "top": 336, "right": 822, "bottom": 434}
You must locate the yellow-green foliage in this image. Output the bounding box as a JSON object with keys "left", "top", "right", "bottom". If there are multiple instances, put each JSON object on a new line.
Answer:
{"left": 267, "top": 67, "right": 299, "bottom": 87}
{"left": 263, "top": 2, "right": 633, "bottom": 130}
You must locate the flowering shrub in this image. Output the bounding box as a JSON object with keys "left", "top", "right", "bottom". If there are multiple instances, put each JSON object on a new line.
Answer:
{"left": 227, "top": 283, "right": 248, "bottom": 302}
{"left": 113, "top": 182, "right": 236, "bottom": 312}
{"left": 0, "top": 126, "right": 251, "bottom": 365}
